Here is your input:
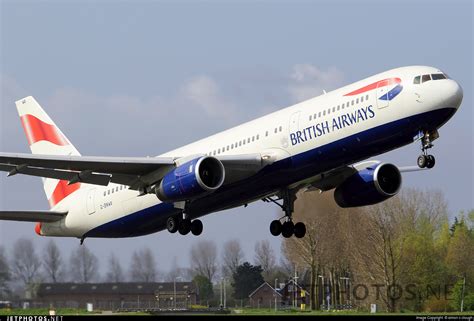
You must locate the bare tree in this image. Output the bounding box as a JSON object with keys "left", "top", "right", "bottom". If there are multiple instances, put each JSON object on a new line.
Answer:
{"left": 43, "top": 240, "right": 64, "bottom": 283}
{"left": 165, "top": 257, "right": 191, "bottom": 281}
{"left": 11, "top": 238, "right": 42, "bottom": 286}
{"left": 254, "top": 240, "right": 276, "bottom": 281}
{"left": 105, "top": 253, "right": 124, "bottom": 282}
{"left": 190, "top": 240, "right": 217, "bottom": 281}
{"left": 221, "top": 239, "right": 244, "bottom": 278}
{"left": 69, "top": 245, "right": 99, "bottom": 283}
{"left": 0, "top": 246, "right": 10, "bottom": 299}
{"left": 129, "top": 248, "right": 157, "bottom": 282}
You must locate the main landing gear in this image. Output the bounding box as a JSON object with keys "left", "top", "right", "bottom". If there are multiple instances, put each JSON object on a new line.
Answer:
{"left": 166, "top": 214, "right": 203, "bottom": 236}
{"left": 417, "top": 130, "right": 437, "bottom": 169}
{"left": 264, "top": 189, "right": 306, "bottom": 238}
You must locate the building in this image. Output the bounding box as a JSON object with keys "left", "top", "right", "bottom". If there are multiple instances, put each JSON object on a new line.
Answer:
{"left": 29, "top": 282, "right": 198, "bottom": 310}
{"left": 248, "top": 282, "right": 282, "bottom": 309}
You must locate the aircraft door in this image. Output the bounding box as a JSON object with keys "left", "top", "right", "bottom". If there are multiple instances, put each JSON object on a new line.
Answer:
{"left": 287, "top": 111, "right": 301, "bottom": 149}
{"left": 289, "top": 111, "right": 301, "bottom": 134}
{"left": 376, "top": 82, "right": 390, "bottom": 109}
{"left": 86, "top": 189, "right": 96, "bottom": 215}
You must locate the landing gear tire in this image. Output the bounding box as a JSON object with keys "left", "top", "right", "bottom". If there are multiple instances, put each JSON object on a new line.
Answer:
{"left": 166, "top": 216, "right": 179, "bottom": 233}
{"left": 270, "top": 220, "right": 282, "bottom": 236}
{"left": 190, "top": 219, "right": 203, "bottom": 236}
{"left": 178, "top": 219, "right": 191, "bottom": 235}
{"left": 417, "top": 155, "right": 427, "bottom": 168}
{"left": 294, "top": 222, "right": 306, "bottom": 238}
{"left": 281, "top": 221, "right": 294, "bottom": 238}
{"left": 426, "top": 155, "right": 435, "bottom": 169}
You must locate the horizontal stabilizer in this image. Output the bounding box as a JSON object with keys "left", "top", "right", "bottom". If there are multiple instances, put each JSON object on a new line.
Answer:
{"left": 0, "top": 210, "right": 67, "bottom": 222}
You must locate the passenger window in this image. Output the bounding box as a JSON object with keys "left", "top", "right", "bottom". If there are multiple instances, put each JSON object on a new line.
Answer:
{"left": 342, "top": 103, "right": 345, "bottom": 109}
{"left": 309, "top": 115, "right": 312, "bottom": 121}
{"left": 252, "top": 136, "right": 255, "bottom": 142}
{"left": 213, "top": 151, "right": 216, "bottom": 155}
{"left": 265, "top": 131, "right": 268, "bottom": 137}
{"left": 356, "top": 98, "right": 359, "bottom": 104}
{"left": 332, "top": 107, "right": 335, "bottom": 113}
{"left": 256, "top": 134, "right": 260, "bottom": 140}
{"left": 360, "top": 96, "right": 364, "bottom": 102}
{"left": 431, "top": 73, "right": 446, "bottom": 80}
{"left": 104, "top": 192, "right": 106, "bottom": 197}
{"left": 227, "top": 146, "right": 229, "bottom": 151}
{"left": 116, "top": 187, "right": 119, "bottom": 192}
{"left": 231, "top": 143, "right": 234, "bottom": 149}
{"left": 351, "top": 100, "right": 354, "bottom": 106}
{"left": 274, "top": 128, "right": 277, "bottom": 133}
{"left": 413, "top": 76, "right": 421, "bottom": 84}
{"left": 366, "top": 94, "right": 369, "bottom": 100}
{"left": 314, "top": 113, "right": 317, "bottom": 119}
{"left": 279, "top": 126, "right": 282, "bottom": 132}
{"left": 422, "top": 74, "right": 431, "bottom": 83}
{"left": 239, "top": 141, "right": 242, "bottom": 146}
{"left": 337, "top": 105, "right": 340, "bottom": 111}
{"left": 318, "top": 112, "right": 321, "bottom": 117}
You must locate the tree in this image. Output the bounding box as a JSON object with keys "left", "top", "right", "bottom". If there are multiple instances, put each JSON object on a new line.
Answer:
{"left": 232, "top": 262, "right": 264, "bottom": 300}
{"left": 129, "top": 248, "right": 157, "bottom": 282}
{"left": 69, "top": 245, "right": 99, "bottom": 283}
{"left": 105, "top": 253, "right": 124, "bottom": 282}
{"left": 193, "top": 274, "right": 214, "bottom": 304}
{"left": 190, "top": 240, "right": 217, "bottom": 281}
{"left": 254, "top": 240, "right": 276, "bottom": 282}
{"left": 11, "top": 238, "right": 42, "bottom": 286}
{"left": 43, "top": 240, "right": 64, "bottom": 283}
{"left": 0, "top": 246, "right": 10, "bottom": 299}
{"left": 446, "top": 219, "right": 474, "bottom": 280}
{"left": 222, "top": 239, "right": 244, "bottom": 278}
{"left": 165, "top": 257, "right": 191, "bottom": 282}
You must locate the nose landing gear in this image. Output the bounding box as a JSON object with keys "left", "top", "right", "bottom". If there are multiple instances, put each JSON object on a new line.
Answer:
{"left": 417, "top": 130, "right": 438, "bottom": 169}
{"left": 265, "top": 189, "right": 306, "bottom": 238}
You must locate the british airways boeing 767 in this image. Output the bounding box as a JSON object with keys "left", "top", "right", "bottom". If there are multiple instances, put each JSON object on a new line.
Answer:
{"left": 0, "top": 66, "right": 463, "bottom": 241}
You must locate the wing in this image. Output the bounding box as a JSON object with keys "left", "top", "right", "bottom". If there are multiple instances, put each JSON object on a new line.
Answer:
{"left": 0, "top": 210, "right": 67, "bottom": 222}
{"left": 304, "top": 160, "right": 429, "bottom": 192}
{"left": 0, "top": 152, "right": 269, "bottom": 191}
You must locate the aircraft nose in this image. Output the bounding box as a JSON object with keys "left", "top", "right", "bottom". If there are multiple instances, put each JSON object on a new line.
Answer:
{"left": 446, "top": 79, "right": 463, "bottom": 109}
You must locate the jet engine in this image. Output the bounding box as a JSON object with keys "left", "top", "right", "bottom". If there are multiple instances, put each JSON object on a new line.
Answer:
{"left": 334, "top": 163, "right": 402, "bottom": 208}
{"left": 156, "top": 156, "right": 225, "bottom": 202}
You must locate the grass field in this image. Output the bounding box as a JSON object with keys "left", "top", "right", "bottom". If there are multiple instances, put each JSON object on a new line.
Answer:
{"left": 1, "top": 307, "right": 472, "bottom": 316}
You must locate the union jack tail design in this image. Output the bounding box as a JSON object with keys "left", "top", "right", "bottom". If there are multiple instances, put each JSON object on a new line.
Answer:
{"left": 15, "top": 96, "right": 82, "bottom": 209}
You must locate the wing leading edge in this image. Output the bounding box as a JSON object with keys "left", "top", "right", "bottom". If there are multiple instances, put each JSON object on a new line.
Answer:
{"left": 0, "top": 152, "right": 268, "bottom": 191}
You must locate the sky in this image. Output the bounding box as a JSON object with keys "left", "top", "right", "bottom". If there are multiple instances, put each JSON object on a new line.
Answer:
{"left": 0, "top": 0, "right": 473, "bottom": 279}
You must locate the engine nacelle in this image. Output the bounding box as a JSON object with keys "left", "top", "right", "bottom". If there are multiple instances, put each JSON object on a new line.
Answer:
{"left": 156, "top": 156, "right": 225, "bottom": 202}
{"left": 334, "top": 163, "right": 402, "bottom": 208}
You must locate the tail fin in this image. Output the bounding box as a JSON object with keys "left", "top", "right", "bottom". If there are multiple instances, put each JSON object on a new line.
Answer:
{"left": 15, "top": 96, "right": 82, "bottom": 209}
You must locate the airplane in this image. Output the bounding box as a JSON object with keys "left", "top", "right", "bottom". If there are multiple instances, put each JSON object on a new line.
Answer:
{"left": 0, "top": 66, "right": 463, "bottom": 242}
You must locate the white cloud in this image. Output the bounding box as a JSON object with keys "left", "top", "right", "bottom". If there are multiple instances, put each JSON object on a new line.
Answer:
{"left": 287, "top": 64, "right": 344, "bottom": 102}
{"left": 180, "top": 75, "right": 236, "bottom": 121}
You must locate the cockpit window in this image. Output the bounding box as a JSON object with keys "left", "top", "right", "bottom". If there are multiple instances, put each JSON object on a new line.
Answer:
{"left": 413, "top": 76, "right": 421, "bottom": 84}
{"left": 422, "top": 74, "right": 431, "bottom": 83}
{"left": 431, "top": 73, "right": 447, "bottom": 80}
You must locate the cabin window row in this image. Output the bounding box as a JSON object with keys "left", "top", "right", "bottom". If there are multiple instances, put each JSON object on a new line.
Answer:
{"left": 308, "top": 94, "right": 369, "bottom": 121}
{"left": 103, "top": 185, "right": 126, "bottom": 196}
{"left": 207, "top": 133, "right": 262, "bottom": 156}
